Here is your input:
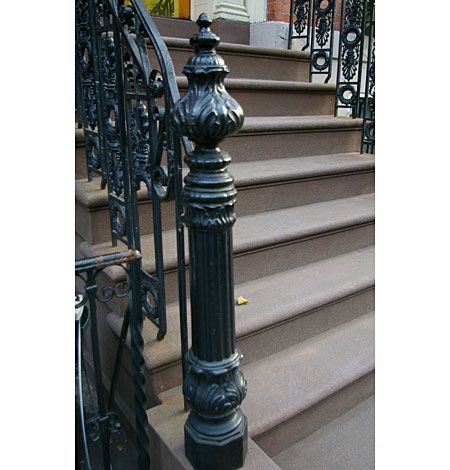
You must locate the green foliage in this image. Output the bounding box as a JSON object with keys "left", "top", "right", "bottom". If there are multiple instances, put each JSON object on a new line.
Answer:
{"left": 365, "top": 0, "right": 374, "bottom": 35}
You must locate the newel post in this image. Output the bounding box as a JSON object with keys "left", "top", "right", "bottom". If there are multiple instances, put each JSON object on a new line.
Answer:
{"left": 172, "top": 13, "right": 248, "bottom": 470}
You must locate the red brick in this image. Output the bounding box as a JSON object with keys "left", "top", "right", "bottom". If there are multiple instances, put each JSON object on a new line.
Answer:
{"left": 266, "top": 0, "right": 344, "bottom": 27}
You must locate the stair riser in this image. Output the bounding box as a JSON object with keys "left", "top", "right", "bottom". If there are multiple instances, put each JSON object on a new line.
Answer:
{"left": 76, "top": 171, "right": 374, "bottom": 244}
{"left": 223, "top": 128, "right": 363, "bottom": 162}
{"left": 229, "top": 90, "right": 335, "bottom": 117}
{"left": 254, "top": 372, "right": 375, "bottom": 457}
{"left": 177, "top": 84, "right": 335, "bottom": 117}
{"left": 81, "top": 345, "right": 138, "bottom": 448}
{"left": 75, "top": 144, "right": 88, "bottom": 180}
{"left": 83, "top": 300, "right": 162, "bottom": 408}
{"left": 75, "top": 198, "right": 176, "bottom": 245}
{"left": 151, "top": 47, "right": 310, "bottom": 82}
{"left": 154, "top": 18, "right": 250, "bottom": 45}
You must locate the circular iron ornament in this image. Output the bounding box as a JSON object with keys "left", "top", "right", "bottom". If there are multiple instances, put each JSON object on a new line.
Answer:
{"left": 315, "top": 0, "right": 334, "bottom": 15}
{"left": 343, "top": 27, "right": 362, "bottom": 47}
{"left": 94, "top": 264, "right": 131, "bottom": 303}
{"left": 141, "top": 276, "right": 159, "bottom": 321}
{"left": 337, "top": 84, "right": 357, "bottom": 105}
{"left": 110, "top": 201, "right": 127, "bottom": 237}
{"left": 364, "top": 122, "right": 375, "bottom": 142}
{"left": 312, "top": 51, "right": 330, "bottom": 71}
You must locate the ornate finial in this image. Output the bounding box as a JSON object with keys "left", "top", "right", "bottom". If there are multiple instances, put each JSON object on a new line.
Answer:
{"left": 197, "top": 12, "right": 211, "bottom": 28}
{"left": 190, "top": 13, "right": 219, "bottom": 53}
{"left": 173, "top": 14, "right": 244, "bottom": 147}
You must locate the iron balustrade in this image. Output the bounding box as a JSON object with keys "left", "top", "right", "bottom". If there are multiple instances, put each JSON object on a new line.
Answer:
{"left": 76, "top": 0, "right": 106, "bottom": 186}
{"left": 310, "top": 0, "right": 336, "bottom": 83}
{"left": 75, "top": 249, "right": 149, "bottom": 470}
{"left": 288, "top": 0, "right": 375, "bottom": 152}
{"left": 361, "top": 1, "right": 375, "bottom": 153}
{"left": 76, "top": 4, "right": 248, "bottom": 466}
{"left": 288, "top": 0, "right": 312, "bottom": 51}
{"left": 75, "top": 0, "right": 191, "bottom": 348}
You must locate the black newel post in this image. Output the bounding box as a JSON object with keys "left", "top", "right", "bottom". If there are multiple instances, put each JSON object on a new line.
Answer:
{"left": 172, "top": 13, "right": 248, "bottom": 470}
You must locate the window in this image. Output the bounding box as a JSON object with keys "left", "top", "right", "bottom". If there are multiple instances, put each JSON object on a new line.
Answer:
{"left": 141, "top": 0, "right": 190, "bottom": 19}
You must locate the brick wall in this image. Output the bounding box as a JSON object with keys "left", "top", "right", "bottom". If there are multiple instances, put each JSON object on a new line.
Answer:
{"left": 267, "top": 0, "right": 291, "bottom": 23}
{"left": 267, "top": 0, "right": 343, "bottom": 30}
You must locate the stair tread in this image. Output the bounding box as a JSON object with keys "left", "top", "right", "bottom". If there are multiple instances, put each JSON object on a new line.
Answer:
{"left": 242, "top": 312, "right": 375, "bottom": 438}
{"left": 240, "top": 115, "right": 363, "bottom": 133}
{"left": 163, "top": 36, "right": 310, "bottom": 61}
{"left": 81, "top": 193, "right": 375, "bottom": 278}
{"left": 231, "top": 153, "right": 374, "bottom": 187}
{"left": 272, "top": 396, "right": 375, "bottom": 469}
{"left": 177, "top": 76, "right": 336, "bottom": 93}
{"left": 76, "top": 153, "right": 374, "bottom": 207}
{"left": 107, "top": 246, "right": 374, "bottom": 373}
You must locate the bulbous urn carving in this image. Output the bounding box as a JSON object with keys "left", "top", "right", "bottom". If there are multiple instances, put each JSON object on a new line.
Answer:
{"left": 173, "top": 13, "right": 244, "bottom": 148}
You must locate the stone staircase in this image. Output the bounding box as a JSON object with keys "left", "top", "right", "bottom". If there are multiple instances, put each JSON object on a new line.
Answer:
{"left": 75, "top": 36, "right": 374, "bottom": 469}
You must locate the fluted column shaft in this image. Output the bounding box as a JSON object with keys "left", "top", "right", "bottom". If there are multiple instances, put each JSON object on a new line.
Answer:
{"left": 173, "top": 13, "right": 248, "bottom": 470}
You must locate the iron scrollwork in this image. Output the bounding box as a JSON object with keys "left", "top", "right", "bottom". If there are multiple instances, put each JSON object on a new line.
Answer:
{"left": 335, "top": 0, "right": 367, "bottom": 116}
{"left": 360, "top": 0, "right": 374, "bottom": 153}
{"left": 288, "top": 0, "right": 312, "bottom": 51}
{"left": 101, "top": 33, "right": 124, "bottom": 198}
{"left": 75, "top": 249, "right": 146, "bottom": 469}
{"left": 78, "top": 0, "right": 185, "bottom": 343}
{"left": 310, "top": 0, "right": 336, "bottom": 82}
{"left": 76, "top": 0, "right": 103, "bottom": 182}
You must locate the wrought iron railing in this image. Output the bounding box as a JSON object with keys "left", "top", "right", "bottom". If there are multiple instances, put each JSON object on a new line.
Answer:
{"left": 76, "top": 2, "right": 247, "bottom": 467}
{"left": 288, "top": 0, "right": 375, "bottom": 152}
{"left": 75, "top": 249, "right": 149, "bottom": 469}
{"left": 75, "top": 0, "right": 191, "bottom": 345}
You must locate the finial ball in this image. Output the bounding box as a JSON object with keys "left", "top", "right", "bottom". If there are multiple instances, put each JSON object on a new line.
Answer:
{"left": 197, "top": 13, "right": 212, "bottom": 29}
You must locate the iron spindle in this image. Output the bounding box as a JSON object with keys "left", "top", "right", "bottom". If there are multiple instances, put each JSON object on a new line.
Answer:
{"left": 85, "top": 271, "right": 112, "bottom": 470}
{"left": 361, "top": 1, "right": 375, "bottom": 153}
{"left": 335, "top": 0, "right": 368, "bottom": 117}
{"left": 310, "top": 0, "right": 336, "bottom": 82}
{"left": 288, "top": 0, "right": 312, "bottom": 51}
{"left": 173, "top": 14, "right": 248, "bottom": 470}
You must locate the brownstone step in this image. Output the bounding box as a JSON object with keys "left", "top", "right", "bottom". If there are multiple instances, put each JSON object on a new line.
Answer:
{"left": 177, "top": 77, "right": 336, "bottom": 117}
{"left": 76, "top": 153, "right": 374, "bottom": 244}
{"left": 105, "top": 246, "right": 374, "bottom": 402}
{"left": 155, "top": 37, "right": 310, "bottom": 82}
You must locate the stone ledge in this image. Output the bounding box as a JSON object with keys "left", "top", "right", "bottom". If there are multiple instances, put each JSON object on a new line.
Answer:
{"left": 147, "top": 390, "right": 280, "bottom": 469}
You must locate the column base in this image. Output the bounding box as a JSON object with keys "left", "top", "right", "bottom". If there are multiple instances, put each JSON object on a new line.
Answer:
{"left": 185, "top": 410, "right": 248, "bottom": 470}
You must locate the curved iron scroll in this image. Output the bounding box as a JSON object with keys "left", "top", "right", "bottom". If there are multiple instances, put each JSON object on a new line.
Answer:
{"left": 75, "top": 249, "right": 149, "bottom": 469}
